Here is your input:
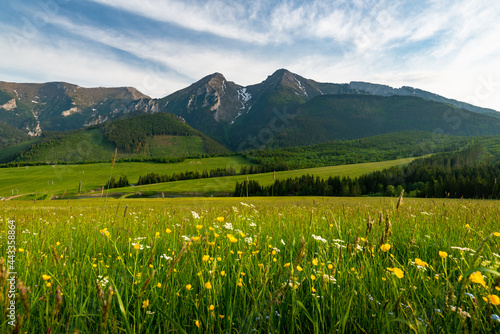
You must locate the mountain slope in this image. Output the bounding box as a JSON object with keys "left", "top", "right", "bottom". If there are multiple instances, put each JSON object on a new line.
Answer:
{"left": 349, "top": 81, "right": 499, "bottom": 118}
{"left": 0, "top": 81, "right": 154, "bottom": 136}
{"left": 1, "top": 113, "right": 229, "bottom": 164}
{"left": 262, "top": 94, "right": 500, "bottom": 148}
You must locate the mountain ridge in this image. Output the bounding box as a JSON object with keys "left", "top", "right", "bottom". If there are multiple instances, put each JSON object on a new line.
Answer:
{"left": 1, "top": 69, "right": 500, "bottom": 152}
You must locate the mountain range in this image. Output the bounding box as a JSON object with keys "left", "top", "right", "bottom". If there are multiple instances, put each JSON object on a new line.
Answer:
{"left": 1, "top": 69, "right": 500, "bottom": 153}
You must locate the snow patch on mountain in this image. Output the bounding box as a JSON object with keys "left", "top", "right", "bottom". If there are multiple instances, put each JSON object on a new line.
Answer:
{"left": 293, "top": 76, "right": 308, "bottom": 97}
{"left": 237, "top": 88, "right": 252, "bottom": 109}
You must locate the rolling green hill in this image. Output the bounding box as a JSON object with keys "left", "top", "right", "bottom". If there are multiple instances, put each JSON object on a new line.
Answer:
{"left": 0, "top": 155, "right": 252, "bottom": 199}
{"left": 0, "top": 113, "right": 230, "bottom": 164}
{"left": 101, "top": 157, "right": 419, "bottom": 197}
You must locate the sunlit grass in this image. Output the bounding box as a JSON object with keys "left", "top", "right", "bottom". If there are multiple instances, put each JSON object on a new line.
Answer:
{"left": 1, "top": 197, "right": 499, "bottom": 333}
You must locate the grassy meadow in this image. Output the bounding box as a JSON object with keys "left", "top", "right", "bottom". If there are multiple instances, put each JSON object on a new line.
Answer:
{"left": 1, "top": 197, "right": 499, "bottom": 333}
{"left": 0, "top": 156, "right": 417, "bottom": 199}
{"left": 0, "top": 156, "right": 253, "bottom": 199}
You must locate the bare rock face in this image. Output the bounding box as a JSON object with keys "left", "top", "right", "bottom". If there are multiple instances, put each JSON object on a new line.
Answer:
{"left": 0, "top": 98, "right": 16, "bottom": 111}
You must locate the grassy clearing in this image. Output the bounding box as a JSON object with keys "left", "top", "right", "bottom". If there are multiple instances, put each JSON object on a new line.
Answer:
{"left": 1, "top": 197, "right": 499, "bottom": 333}
{"left": 148, "top": 135, "right": 206, "bottom": 157}
{"left": 109, "top": 156, "right": 419, "bottom": 196}
{"left": 0, "top": 156, "right": 252, "bottom": 198}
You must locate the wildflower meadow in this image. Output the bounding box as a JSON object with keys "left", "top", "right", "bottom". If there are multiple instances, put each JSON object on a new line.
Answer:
{"left": 1, "top": 197, "right": 499, "bottom": 333}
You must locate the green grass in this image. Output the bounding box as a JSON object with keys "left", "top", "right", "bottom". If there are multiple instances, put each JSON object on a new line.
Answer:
{"left": 0, "top": 156, "right": 252, "bottom": 198}
{"left": 147, "top": 135, "right": 206, "bottom": 157}
{"left": 0, "top": 138, "right": 39, "bottom": 163}
{"left": 110, "top": 156, "right": 419, "bottom": 196}
{"left": 1, "top": 197, "right": 499, "bottom": 333}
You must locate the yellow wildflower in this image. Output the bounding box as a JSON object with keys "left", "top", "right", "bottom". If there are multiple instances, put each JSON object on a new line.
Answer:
{"left": 221, "top": 271, "right": 226, "bottom": 276}
{"left": 18, "top": 248, "right": 24, "bottom": 253}
{"left": 327, "top": 264, "right": 333, "bottom": 269}
{"left": 195, "top": 320, "right": 200, "bottom": 328}
{"left": 494, "top": 232, "right": 500, "bottom": 237}
{"left": 166, "top": 228, "right": 172, "bottom": 234}
{"left": 186, "top": 284, "right": 192, "bottom": 291}
{"left": 284, "top": 263, "right": 290, "bottom": 268}
{"left": 296, "top": 265, "right": 303, "bottom": 272}
{"left": 142, "top": 299, "right": 149, "bottom": 308}
{"left": 196, "top": 225, "right": 203, "bottom": 230}
{"left": 415, "top": 258, "right": 428, "bottom": 267}
{"left": 209, "top": 304, "right": 215, "bottom": 311}
{"left": 217, "top": 217, "right": 224, "bottom": 222}
{"left": 205, "top": 282, "right": 212, "bottom": 290}
{"left": 439, "top": 251, "right": 448, "bottom": 258}
{"left": 227, "top": 234, "right": 237, "bottom": 243}
{"left": 487, "top": 294, "right": 500, "bottom": 305}
{"left": 469, "top": 271, "right": 487, "bottom": 288}
{"left": 312, "top": 258, "right": 318, "bottom": 266}
{"left": 311, "top": 274, "right": 316, "bottom": 280}
{"left": 134, "top": 243, "right": 140, "bottom": 250}
{"left": 202, "top": 255, "right": 210, "bottom": 262}
{"left": 380, "top": 244, "right": 391, "bottom": 252}
{"left": 157, "top": 283, "right": 161, "bottom": 288}
{"left": 46, "top": 282, "right": 52, "bottom": 287}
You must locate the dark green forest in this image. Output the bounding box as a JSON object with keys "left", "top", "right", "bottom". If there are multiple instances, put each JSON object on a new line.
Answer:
{"left": 235, "top": 144, "right": 500, "bottom": 199}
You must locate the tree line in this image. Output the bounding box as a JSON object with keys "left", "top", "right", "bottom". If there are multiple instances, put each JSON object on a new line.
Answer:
{"left": 234, "top": 145, "right": 500, "bottom": 199}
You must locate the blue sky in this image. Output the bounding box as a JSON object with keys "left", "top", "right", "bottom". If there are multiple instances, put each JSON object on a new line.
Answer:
{"left": 1, "top": 0, "right": 500, "bottom": 111}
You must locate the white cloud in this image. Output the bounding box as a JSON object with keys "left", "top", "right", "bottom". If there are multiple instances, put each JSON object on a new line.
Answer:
{"left": 1, "top": 0, "right": 500, "bottom": 110}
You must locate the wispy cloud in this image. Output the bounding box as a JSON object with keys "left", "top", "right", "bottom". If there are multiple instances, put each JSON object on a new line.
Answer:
{"left": 1, "top": 0, "right": 499, "bottom": 110}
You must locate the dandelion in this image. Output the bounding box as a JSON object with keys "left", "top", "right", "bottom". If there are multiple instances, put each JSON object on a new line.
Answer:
{"left": 196, "top": 225, "right": 203, "bottom": 230}
{"left": 311, "top": 274, "right": 316, "bottom": 280}
{"left": 142, "top": 299, "right": 149, "bottom": 308}
{"left": 439, "top": 251, "right": 448, "bottom": 258}
{"left": 217, "top": 217, "right": 225, "bottom": 222}
{"left": 328, "top": 264, "right": 333, "bottom": 269}
{"left": 166, "top": 228, "right": 172, "bottom": 234}
{"left": 205, "top": 282, "right": 212, "bottom": 290}
{"left": 186, "top": 284, "right": 192, "bottom": 290}
{"left": 312, "top": 259, "right": 319, "bottom": 266}
{"left": 380, "top": 244, "right": 391, "bottom": 252}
